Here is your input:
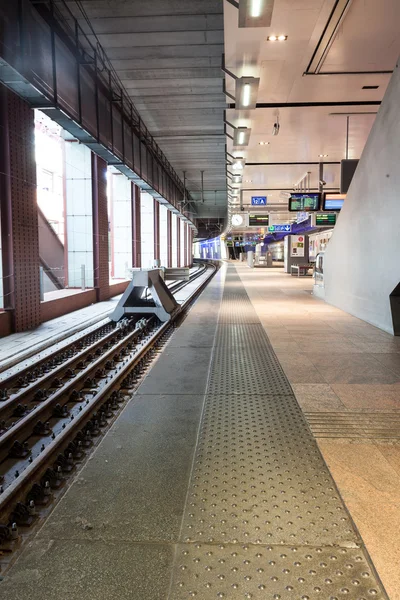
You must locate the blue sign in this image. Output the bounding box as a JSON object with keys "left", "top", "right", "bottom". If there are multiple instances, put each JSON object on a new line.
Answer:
{"left": 268, "top": 224, "right": 292, "bottom": 233}
{"left": 251, "top": 196, "right": 267, "bottom": 206}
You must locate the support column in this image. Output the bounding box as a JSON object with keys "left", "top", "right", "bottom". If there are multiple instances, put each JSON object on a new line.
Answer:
{"left": 153, "top": 198, "right": 160, "bottom": 263}
{"left": 0, "top": 87, "right": 40, "bottom": 332}
{"left": 92, "top": 153, "right": 109, "bottom": 302}
{"left": 167, "top": 210, "right": 172, "bottom": 268}
{"left": 184, "top": 223, "right": 188, "bottom": 267}
{"left": 177, "top": 217, "right": 181, "bottom": 267}
{"left": 189, "top": 229, "right": 193, "bottom": 266}
{"left": 132, "top": 183, "right": 141, "bottom": 268}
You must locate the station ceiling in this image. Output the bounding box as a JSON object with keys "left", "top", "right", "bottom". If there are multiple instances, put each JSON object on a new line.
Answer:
{"left": 63, "top": 0, "right": 227, "bottom": 223}
{"left": 63, "top": 0, "right": 400, "bottom": 232}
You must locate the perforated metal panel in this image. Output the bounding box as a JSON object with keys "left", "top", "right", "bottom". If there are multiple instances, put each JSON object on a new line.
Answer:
{"left": 170, "top": 265, "right": 387, "bottom": 599}
{"left": 6, "top": 90, "right": 41, "bottom": 331}
{"left": 92, "top": 154, "right": 110, "bottom": 302}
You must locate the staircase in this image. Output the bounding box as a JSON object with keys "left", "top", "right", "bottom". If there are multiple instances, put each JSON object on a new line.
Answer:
{"left": 38, "top": 207, "right": 65, "bottom": 290}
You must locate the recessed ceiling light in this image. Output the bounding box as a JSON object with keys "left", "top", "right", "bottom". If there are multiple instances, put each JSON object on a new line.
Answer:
{"left": 267, "top": 35, "right": 288, "bottom": 41}
{"left": 318, "top": 154, "right": 328, "bottom": 157}
{"left": 259, "top": 141, "right": 270, "bottom": 145}
{"left": 244, "top": 179, "right": 252, "bottom": 183}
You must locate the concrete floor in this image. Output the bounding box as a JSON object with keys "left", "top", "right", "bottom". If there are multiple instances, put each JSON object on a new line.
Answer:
{"left": 235, "top": 263, "right": 400, "bottom": 600}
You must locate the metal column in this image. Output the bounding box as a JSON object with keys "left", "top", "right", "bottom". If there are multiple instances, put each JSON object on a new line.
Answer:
{"left": 131, "top": 183, "right": 141, "bottom": 268}
{"left": 153, "top": 198, "right": 160, "bottom": 264}
{"left": 92, "top": 153, "right": 110, "bottom": 302}
{"left": 167, "top": 210, "right": 172, "bottom": 268}
{"left": 184, "top": 222, "right": 188, "bottom": 267}
{"left": 0, "top": 87, "right": 41, "bottom": 332}
{"left": 177, "top": 217, "right": 181, "bottom": 268}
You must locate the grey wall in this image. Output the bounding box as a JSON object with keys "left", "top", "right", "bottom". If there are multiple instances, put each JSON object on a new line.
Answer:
{"left": 324, "top": 61, "right": 400, "bottom": 334}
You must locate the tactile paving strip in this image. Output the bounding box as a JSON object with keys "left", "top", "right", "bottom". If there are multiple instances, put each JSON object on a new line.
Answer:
{"left": 170, "top": 265, "right": 387, "bottom": 598}
{"left": 171, "top": 543, "right": 386, "bottom": 599}
{"left": 215, "top": 324, "right": 277, "bottom": 348}
{"left": 180, "top": 395, "right": 357, "bottom": 546}
{"left": 218, "top": 295, "right": 260, "bottom": 324}
{"left": 208, "top": 346, "right": 292, "bottom": 396}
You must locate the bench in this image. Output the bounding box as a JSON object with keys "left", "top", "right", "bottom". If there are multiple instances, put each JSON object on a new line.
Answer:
{"left": 291, "top": 264, "right": 314, "bottom": 277}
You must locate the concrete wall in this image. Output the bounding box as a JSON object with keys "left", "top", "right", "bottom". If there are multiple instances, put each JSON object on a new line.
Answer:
{"left": 324, "top": 61, "right": 400, "bottom": 334}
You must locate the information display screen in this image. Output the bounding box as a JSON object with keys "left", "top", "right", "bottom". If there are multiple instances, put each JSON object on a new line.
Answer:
{"left": 288, "top": 193, "right": 321, "bottom": 212}
{"left": 323, "top": 193, "right": 346, "bottom": 211}
{"left": 315, "top": 213, "right": 337, "bottom": 227}
{"left": 248, "top": 214, "right": 269, "bottom": 226}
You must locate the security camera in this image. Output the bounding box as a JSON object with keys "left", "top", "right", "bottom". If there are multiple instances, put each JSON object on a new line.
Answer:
{"left": 272, "top": 122, "right": 280, "bottom": 136}
{"left": 240, "top": 206, "right": 245, "bottom": 212}
{"left": 319, "top": 179, "right": 326, "bottom": 186}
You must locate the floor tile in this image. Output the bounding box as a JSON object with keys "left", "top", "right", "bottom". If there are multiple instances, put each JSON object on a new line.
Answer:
{"left": 137, "top": 346, "right": 212, "bottom": 395}
{"left": 371, "top": 352, "right": 400, "bottom": 375}
{"left": 38, "top": 394, "right": 204, "bottom": 543}
{"left": 331, "top": 383, "right": 400, "bottom": 410}
{"left": 373, "top": 440, "right": 400, "bottom": 477}
{"left": 317, "top": 439, "right": 400, "bottom": 600}
{"left": 307, "top": 353, "right": 400, "bottom": 384}
{"left": 274, "top": 352, "right": 327, "bottom": 383}
{"left": 292, "top": 383, "right": 347, "bottom": 411}
{"left": 0, "top": 539, "right": 173, "bottom": 600}
{"left": 167, "top": 324, "right": 216, "bottom": 348}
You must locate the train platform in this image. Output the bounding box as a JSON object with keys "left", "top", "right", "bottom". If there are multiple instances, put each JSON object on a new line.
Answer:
{"left": 0, "top": 263, "right": 399, "bottom": 600}
{"left": 0, "top": 297, "right": 120, "bottom": 374}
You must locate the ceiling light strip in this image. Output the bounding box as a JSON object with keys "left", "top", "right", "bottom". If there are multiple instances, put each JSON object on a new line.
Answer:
{"left": 306, "top": 0, "right": 353, "bottom": 74}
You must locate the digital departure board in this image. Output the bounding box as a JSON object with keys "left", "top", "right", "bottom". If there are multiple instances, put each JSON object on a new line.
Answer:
{"left": 248, "top": 214, "right": 269, "bottom": 226}
{"left": 315, "top": 213, "right": 337, "bottom": 226}
{"left": 288, "top": 193, "right": 321, "bottom": 212}
{"left": 323, "top": 193, "right": 346, "bottom": 211}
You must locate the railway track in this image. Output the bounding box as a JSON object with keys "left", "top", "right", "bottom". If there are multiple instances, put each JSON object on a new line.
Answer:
{"left": 0, "top": 262, "right": 215, "bottom": 563}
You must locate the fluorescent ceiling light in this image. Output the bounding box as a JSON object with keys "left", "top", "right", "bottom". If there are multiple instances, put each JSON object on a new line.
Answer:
{"left": 235, "top": 77, "right": 260, "bottom": 110}
{"left": 251, "top": 0, "right": 262, "bottom": 17}
{"left": 233, "top": 127, "right": 251, "bottom": 147}
{"left": 239, "top": 0, "right": 275, "bottom": 28}
{"left": 242, "top": 85, "right": 251, "bottom": 107}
